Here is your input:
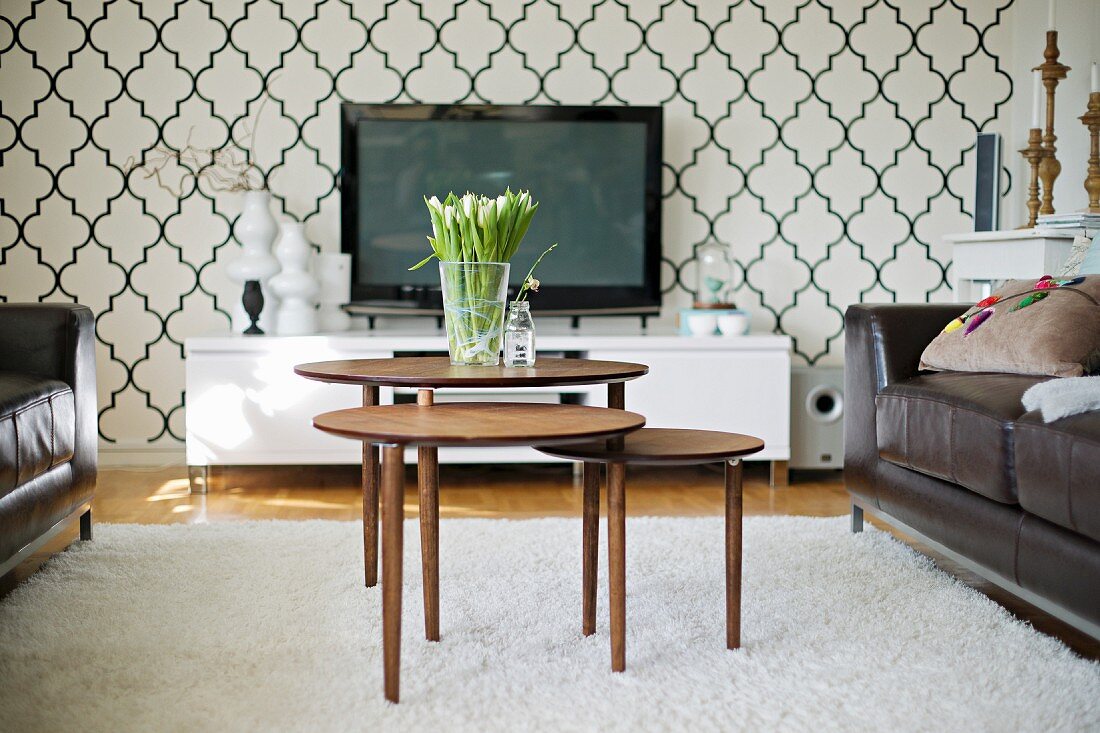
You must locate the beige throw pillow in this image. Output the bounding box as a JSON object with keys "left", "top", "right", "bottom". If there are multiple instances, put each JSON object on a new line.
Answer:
{"left": 919, "top": 275, "right": 1100, "bottom": 378}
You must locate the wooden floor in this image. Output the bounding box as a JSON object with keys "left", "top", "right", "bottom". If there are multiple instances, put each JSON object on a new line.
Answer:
{"left": 5, "top": 462, "right": 1098, "bottom": 659}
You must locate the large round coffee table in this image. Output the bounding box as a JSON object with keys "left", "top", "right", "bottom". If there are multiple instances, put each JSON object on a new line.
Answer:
{"left": 312, "top": 401, "right": 646, "bottom": 702}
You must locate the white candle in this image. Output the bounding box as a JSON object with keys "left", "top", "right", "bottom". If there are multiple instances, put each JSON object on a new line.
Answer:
{"left": 1047, "top": 0, "right": 1056, "bottom": 30}
{"left": 1032, "top": 70, "right": 1042, "bottom": 129}
{"left": 1092, "top": 62, "right": 1099, "bottom": 93}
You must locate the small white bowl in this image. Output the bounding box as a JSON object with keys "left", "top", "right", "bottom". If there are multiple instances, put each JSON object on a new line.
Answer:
{"left": 717, "top": 313, "right": 750, "bottom": 336}
{"left": 687, "top": 313, "right": 718, "bottom": 336}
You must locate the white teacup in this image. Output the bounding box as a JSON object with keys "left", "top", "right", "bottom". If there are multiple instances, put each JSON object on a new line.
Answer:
{"left": 717, "top": 313, "right": 749, "bottom": 336}
{"left": 686, "top": 313, "right": 718, "bottom": 336}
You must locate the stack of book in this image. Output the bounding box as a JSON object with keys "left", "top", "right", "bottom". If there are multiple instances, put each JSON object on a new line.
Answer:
{"left": 1037, "top": 212, "right": 1100, "bottom": 230}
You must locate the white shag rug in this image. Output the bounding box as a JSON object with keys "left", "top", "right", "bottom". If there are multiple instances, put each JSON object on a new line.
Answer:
{"left": 1, "top": 517, "right": 1098, "bottom": 732}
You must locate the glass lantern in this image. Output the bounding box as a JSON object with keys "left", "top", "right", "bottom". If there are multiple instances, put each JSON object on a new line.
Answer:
{"left": 694, "top": 240, "right": 735, "bottom": 308}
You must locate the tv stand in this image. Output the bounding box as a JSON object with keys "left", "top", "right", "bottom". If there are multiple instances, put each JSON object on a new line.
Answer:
{"left": 566, "top": 314, "right": 649, "bottom": 329}
{"left": 184, "top": 325, "right": 791, "bottom": 491}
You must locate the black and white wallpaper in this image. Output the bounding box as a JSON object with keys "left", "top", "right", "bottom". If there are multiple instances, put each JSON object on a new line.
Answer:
{"left": 0, "top": 0, "right": 1016, "bottom": 451}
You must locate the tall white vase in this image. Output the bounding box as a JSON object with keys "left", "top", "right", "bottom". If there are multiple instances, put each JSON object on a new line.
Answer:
{"left": 269, "top": 222, "right": 319, "bottom": 336}
{"left": 226, "top": 190, "right": 280, "bottom": 334}
{"left": 315, "top": 252, "right": 352, "bottom": 332}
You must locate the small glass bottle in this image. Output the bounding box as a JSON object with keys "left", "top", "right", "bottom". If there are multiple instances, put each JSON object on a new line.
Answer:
{"left": 503, "top": 301, "right": 535, "bottom": 367}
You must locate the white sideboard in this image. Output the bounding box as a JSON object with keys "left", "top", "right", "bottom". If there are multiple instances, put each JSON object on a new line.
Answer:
{"left": 184, "top": 326, "right": 791, "bottom": 490}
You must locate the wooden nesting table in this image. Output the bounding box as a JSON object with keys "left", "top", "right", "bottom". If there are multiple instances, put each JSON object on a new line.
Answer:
{"left": 295, "top": 357, "right": 649, "bottom": 702}
{"left": 537, "top": 428, "right": 765, "bottom": 671}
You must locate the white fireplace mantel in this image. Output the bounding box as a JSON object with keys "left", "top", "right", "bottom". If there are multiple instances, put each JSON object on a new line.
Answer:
{"left": 943, "top": 228, "right": 1078, "bottom": 302}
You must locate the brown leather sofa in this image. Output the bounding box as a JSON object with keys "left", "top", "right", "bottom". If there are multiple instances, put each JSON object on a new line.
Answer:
{"left": 845, "top": 303, "right": 1100, "bottom": 639}
{"left": 0, "top": 304, "right": 97, "bottom": 578}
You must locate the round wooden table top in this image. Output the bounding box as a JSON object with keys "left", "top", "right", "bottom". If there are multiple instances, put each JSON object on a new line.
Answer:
{"left": 312, "top": 402, "right": 646, "bottom": 447}
{"left": 535, "top": 428, "right": 765, "bottom": 465}
{"left": 294, "top": 356, "right": 648, "bottom": 388}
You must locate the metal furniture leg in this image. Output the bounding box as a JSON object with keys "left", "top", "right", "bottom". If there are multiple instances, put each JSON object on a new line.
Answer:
{"left": 187, "top": 465, "right": 209, "bottom": 494}
{"left": 79, "top": 508, "right": 92, "bottom": 541}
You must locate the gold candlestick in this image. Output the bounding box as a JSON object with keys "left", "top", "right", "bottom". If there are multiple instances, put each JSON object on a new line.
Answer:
{"left": 1035, "top": 31, "right": 1070, "bottom": 215}
{"left": 1081, "top": 91, "right": 1100, "bottom": 214}
{"left": 1019, "top": 127, "right": 1044, "bottom": 228}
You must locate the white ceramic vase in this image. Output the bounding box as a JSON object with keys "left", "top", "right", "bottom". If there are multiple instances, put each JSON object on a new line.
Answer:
{"left": 226, "top": 190, "right": 280, "bottom": 334}
{"left": 269, "top": 222, "right": 319, "bottom": 336}
{"left": 315, "top": 252, "right": 352, "bottom": 332}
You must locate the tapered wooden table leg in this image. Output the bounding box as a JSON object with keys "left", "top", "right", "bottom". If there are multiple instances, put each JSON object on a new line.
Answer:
{"left": 362, "top": 386, "right": 380, "bottom": 587}
{"left": 417, "top": 389, "right": 440, "bottom": 642}
{"left": 726, "top": 458, "right": 743, "bottom": 650}
{"left": 381, "top": 444, "right": 404, "bottom": 703}
{"left": 582, "top": 461, "right": 600, "bottom": 636}
{"left": 607, "top": 383, "right": 625, "bottom": 451}
{"left": 607, "top": 461, "right": 626, "bottom": 672}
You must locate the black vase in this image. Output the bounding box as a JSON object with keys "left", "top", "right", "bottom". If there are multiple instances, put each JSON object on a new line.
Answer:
{"left": 242, "top": 280, "right": 264, "bottom": 335}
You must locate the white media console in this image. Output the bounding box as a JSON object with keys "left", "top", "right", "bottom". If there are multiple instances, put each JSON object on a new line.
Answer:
{"left": 184, "top": 325, "right": 791, "bottom": 491}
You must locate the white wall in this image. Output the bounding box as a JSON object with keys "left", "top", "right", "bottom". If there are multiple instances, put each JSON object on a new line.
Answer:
{"left": 1008, "top": 0, "right": 1100, "bottom": 223}
{"left": 1, "top": 0, "right": 1093, "bottom": 456}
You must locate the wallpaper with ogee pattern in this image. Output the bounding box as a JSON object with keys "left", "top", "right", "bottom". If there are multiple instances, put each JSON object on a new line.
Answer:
{"left": 0, "top": 0, "right": 1016, "bottom": 451}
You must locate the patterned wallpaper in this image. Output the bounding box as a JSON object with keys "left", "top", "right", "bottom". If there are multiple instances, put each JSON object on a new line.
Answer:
{"left": 0, "top": 0, "right": 1016, "bottom": 452}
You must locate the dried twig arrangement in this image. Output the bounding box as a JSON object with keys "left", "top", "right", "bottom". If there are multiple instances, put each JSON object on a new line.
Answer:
{"left": 125, "top": 82, "right": 274, "bottom": 197}
{"left": 124, "top": 128, "right": 264, "bottom": 197}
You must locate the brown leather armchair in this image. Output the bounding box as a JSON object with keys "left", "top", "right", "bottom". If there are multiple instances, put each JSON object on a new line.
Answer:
{"left": 845, "top": 303, "right": 1100, "bottom": 640}
{"left": 0, "top": 303, "right": 97, "bottom": 578}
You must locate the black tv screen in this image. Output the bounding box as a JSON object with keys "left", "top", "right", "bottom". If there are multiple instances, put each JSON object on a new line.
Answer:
{"left": 341, "top": 104, "right": 662, "bottom": 315}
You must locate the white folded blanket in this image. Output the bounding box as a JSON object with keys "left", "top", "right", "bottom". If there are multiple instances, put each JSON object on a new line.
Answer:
{"left": 1022, "top": 376, "right": 1100, "bottom": 423}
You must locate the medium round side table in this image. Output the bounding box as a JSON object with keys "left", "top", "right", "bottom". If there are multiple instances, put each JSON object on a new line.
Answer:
{"left": 312, "top": 401, "right": 646, "bottom": 703}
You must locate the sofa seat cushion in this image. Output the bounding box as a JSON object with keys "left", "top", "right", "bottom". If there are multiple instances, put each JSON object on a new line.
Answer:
{"left": 1015, "top": 410, "right": 1100, "bottom": 543}
{"left": 0, "top": 371, "right": 75, "bottom": 499}
{"left": 875, "top": 372, "right": 1048, "bottom": 504}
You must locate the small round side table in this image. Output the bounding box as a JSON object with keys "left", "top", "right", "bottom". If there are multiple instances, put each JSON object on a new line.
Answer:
{"left": 537, "top": 428, "right": 765, "bottom": 672}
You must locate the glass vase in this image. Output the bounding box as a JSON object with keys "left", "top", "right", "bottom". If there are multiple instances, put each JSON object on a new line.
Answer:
{"left": 439, "top": 261, "right": 510, "bottom": 366}
{"left": 503, "top": 301, "right": 536, "bottom": 367}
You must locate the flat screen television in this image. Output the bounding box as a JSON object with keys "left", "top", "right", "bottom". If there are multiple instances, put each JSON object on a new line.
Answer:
{"left": 340, "top": 104, "right": 663, "bottom": 315}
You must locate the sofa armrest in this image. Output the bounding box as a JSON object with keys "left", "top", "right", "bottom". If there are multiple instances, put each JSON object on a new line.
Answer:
{"left": 843, "top": 303, "right": 966, "bottom": 499}
{"left": 0, "top": 304, "right": 97, "bottom": 495}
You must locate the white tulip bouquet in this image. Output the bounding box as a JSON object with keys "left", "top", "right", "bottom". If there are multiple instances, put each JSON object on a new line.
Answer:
{"left": 411, "top": 190, "right": 541, "bottom": 271}
{"left": 410, "top": 190, "right": 556, "bottom": 365}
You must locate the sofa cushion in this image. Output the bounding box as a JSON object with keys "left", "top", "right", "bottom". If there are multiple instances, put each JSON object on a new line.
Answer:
{"left": 0, "top": 372, "right": 76, "bottom": 499}
{"left": 876, "top": 372, "right": 1047, "bottom": 504}
{"left": 918, "top": 275, "right": 1100, "bottom": 378}
{"left": 1015, "top": 410, "right": 1100, "bottom": 543}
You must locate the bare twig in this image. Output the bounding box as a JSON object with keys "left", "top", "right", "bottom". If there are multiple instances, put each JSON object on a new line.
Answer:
{"left": 124, "top": 76, "right": 278, "bottom": 197}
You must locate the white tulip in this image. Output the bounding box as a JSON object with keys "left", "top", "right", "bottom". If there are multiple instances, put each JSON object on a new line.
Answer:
{"left": 444, "top": 206, "right": 455, "bottom": 226}
{"left": 496, "top": 195, "right": 506, "bottom": 211}
{"left": 428, "top": 195, "right": 442, "bottom": 211}
{"left": 462, "top": 194, "right": 474, "bottom": 218}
